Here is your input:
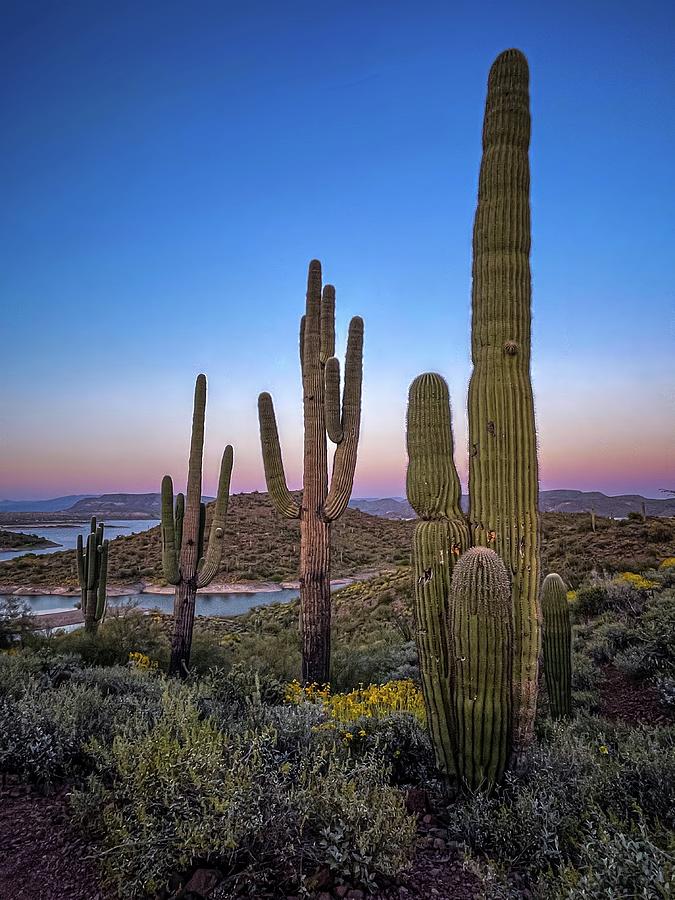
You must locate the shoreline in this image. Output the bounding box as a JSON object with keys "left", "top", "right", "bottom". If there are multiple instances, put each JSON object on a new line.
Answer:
{"left": 0, "top": 571, "right": 382, "bottom": 597}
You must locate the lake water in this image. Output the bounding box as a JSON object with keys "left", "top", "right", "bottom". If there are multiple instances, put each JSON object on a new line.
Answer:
{"left": 4, "top": 588, "right": 299, "bottom": 620}
{"left": 0, "top": 519, "right": 160, "bottom": 562}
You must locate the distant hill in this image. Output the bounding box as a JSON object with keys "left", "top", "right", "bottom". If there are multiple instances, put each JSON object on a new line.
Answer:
{"left": 351, "top": 490, "right": 675, "bottom": 520}
{"left": 0, "top": 495, "right": 93, "bottom": 513}
{"left": 66, "top": 493, "right": 163, "bottom": 518}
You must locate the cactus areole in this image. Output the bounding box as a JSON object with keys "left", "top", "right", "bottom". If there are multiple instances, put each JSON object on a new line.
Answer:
{"left": 258, "top": 260, "right": 364, "bottom": 684}
{"left": 405, "top": 48, "right": 541, "bottom": 786}
{"left": 162, "top": 374, "right": 233, "bottom": 678}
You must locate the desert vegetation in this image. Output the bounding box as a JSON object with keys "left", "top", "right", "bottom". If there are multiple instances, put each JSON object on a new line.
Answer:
{"left": 1, "top": 46, "right": 673, "bottom": 900}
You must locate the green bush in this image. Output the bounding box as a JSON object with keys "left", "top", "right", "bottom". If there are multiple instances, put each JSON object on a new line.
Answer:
{"left": 443, "top": 719, "right": 674, "bottom": 895}
{"left": 72, "top": 690, "right": 416, "bottom": 897}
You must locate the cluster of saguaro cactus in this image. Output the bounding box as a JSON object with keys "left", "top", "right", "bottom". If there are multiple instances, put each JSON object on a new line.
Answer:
{"left": 76, "top": 517, "right": 108, "bottom": 634}
{"left": 162, "top": 374, "right": 233, "bottom": 677}
{"left": 406, "top": 48, "right": 540, "bottom": 787}
{"left": 258, "top": 260, "right": 363, "bottom": 684}
{"left": 541, "top": 573, "right": 572, "bottom": 719}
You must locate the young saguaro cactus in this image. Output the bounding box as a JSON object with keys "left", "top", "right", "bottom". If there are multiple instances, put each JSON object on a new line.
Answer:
{"left": 451, "top": 548, "right": 513, "bottom": 790}
{"left": 405, "top": 48, "right": 541, "bottom": 786}
{"left": 76, "top": 517, "right": 109, "bottom": 634}
{"left": 258, "top": 260, "right": 363, "bottom": 685}
{"left": 541, "top": 573, "right": 572, "bottom": 719}
{"left": 162, "top": 374, "right": 233, "bottom": 678}
{"left": 406, "top": 373, "right": 470, "bottom": 776}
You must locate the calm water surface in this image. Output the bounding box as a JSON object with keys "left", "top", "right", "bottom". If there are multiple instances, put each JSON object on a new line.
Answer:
{"left": 0, "top": 519, "right": 160, "bottom": 562}
{"left": 4, "top": 589, "right": 299, "bottom": 620}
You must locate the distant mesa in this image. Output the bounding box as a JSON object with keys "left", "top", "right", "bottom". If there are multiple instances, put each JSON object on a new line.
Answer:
{"left": 0, "top": 489, "right": 673, "bottom": 525}
{"left": 349, "top": 490, "right": 675, "bottom": 520}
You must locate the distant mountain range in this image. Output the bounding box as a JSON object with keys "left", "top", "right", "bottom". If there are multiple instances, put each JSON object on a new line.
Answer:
{"left": 0, "top": 489, "right": 673, "bottom": 522}
{"left": 350, "top": 490, "right": 675, "bottom": 519}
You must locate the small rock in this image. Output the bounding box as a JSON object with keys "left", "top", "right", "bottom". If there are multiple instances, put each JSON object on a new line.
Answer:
{"left": 346, "top": 891, "right": 364, "bottom": 900}
{"left": 433, "top": 837, "right": 447, "bottom": 850}
{"left": 422, "top": 814, "right": 433, "bottom": 825}
{"left": 405, "top": 787, "right": 430, "bottom": 815}
{"left": 317, "top": 893, "right": 332, "bottom": 900}
{"left": 182, "top": 867, "right": 222, "bottom": 896}
{"left": 335, "top": 888, "right": 349, "bottom": 899}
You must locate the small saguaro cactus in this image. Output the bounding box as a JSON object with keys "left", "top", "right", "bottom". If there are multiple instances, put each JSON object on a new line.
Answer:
{"left": 451, "top": 547, "right": 513, "bottom": 790}
{"left": 162, "top": 374, "right": 233, "bottom": 678}
{"left": 590, "top": 508, "right": 596, "bottom": 533}
{"left": 76, "top": 517, "right": 109, "bottom": 634}
{"left": 258, "top": 259, "right": 364, "bottom": 685}
{"left": 541, "top": 573, "right": 572, "bottom": 719}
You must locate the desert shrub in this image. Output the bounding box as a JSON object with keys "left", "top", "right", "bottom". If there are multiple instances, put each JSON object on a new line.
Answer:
{"left": 647, "top": 522, "right": 673, "bottom": 543}
{"left": 444, "top": 719, "right": 674, "bottom": 893}
{"left": 611, "top": 592, "right": 675, "bottom": 683}
{"left": 0, "top": 595, "right": 33, "bottom": 648}
{"left": 329, "top": 633, "right": 415, "bottom": 691}
{"left": 582, "top": 619, "right": 633, "bottom": 664}
{"left": 655, "top": 675, "right": 675, "bottom": 710}
{"left": 72, "top": 690, "right": 416, "bottom": 897}
{"left": 542, "top": 823, "right": 674, "bottom": 898}
{"left": 43, "top": 610, "right": 169, "bottom": 668}
{"left": 0, "top": 667, "right": 161, "bottom": 784}
{"left": 573, "top": 584, "right": 609, "bottom": 618}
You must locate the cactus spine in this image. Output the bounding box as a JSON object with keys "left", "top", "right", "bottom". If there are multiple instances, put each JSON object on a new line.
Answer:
{"left": 541, "top": 573, "right": 572, "bottom": 719}
{"left": 451, "top": 548, "right": 513, "bottom": 789}
{"left": 258, "top": 260, "right": 364, "bottom": 684}
{"left": 406, "top": 374, "right": 470, "bottom": 776}
{"left": 76, "top": 517, "right": 109, "bottom": 634}
{"left": 405, "top": 49, "right": 541, "bottom": 787}
{"left": 162, "top": 374, "right": 233, "bottom": 677}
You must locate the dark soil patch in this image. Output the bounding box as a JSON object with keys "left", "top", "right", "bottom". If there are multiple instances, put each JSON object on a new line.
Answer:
{"left": 600, "top": 665, "right": 674, "bottom": 726}
{"left": 0, "top": 783, "right": 112, "bottom": 900}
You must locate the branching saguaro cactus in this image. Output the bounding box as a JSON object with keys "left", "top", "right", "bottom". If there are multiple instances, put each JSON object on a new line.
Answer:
{"left": 541, "top": 573, "right": 572, "bottom": 719}
{"left": 405, "top": 48, "right": 541, "bottom": 787}
{"left": 162, "top": 374, "right": 233, "bottom": 678}
{"left": 76, "top": 517, "right": 108, "bottom": 634}
{"left": 258, "top": 260, "right": 363, "bottom": 684}
{"left": 451, "top": 548, "right": 513, "bottom": 789}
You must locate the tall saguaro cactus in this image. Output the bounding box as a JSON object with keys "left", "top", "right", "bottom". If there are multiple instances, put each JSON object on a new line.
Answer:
{"left": 541, "top": 574, "right": 572, "bottom": 719}
{"left": 162, "top": 374, "right": 233, "bottom": 677}
{"left": 76, "top": 517, "right": 108, "bottom": 634}
{"left": 258, "top": 260, "right": 364, "bottom": 684}
{"left": 405, "top": 49, "right": 541, "bottom": 787}
{"left": 467, "top": 48, "right": 540, "bottom": 759}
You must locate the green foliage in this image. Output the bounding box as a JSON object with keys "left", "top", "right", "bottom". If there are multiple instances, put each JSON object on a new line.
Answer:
{"left": 72, "top": 689, "right": 415, "bottom": 897}
{"left": 0, "top": 594, "right": 33, "bottom": 648}
{"left": 446, "top": 718, "right": 675, "bottom": 896}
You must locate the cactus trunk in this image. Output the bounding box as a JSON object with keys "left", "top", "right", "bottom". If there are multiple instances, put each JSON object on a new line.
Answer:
{"left": 163, "top": 375, "right": 233, "bottom": 678}
{"left": 450, "top": 548, "right": 513, "bottom": 789}
{"left": 258, "top": 260, "right": 364, "bottom": 685}
{"left": 467, "top": 49, "right": 540, "bottom": 760}
{"left": 541, "top": 573, "right": 572, "bottom": 719}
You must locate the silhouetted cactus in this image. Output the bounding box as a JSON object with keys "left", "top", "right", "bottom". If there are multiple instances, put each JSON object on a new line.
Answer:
{"left": 541, "top": 573, "right": 572, "bottom": 719}
{"left": 162, "top": 374, "right": 233, "bottom": 677}
{"left": 76, "top": 517, "right": 108, "bottom": 634}
{"left": 405, "top": 48, "right": 541, "bottom": 786}
{"left": 258, "top": 260, "right": 363, "bottom": 684}
{"left": 451, "top": 548, "right": 512, "bottom": 789}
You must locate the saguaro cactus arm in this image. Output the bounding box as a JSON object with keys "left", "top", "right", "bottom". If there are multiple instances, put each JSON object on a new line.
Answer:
{"left": 258, "top": 392, "right": 301, "bottom": 519}
{"left": 324, "top": 315, "right": 364, "bottom": 521}
{"left": 161, "top": 475, "right": 181, "bottom": 585}
{"left": 96, "top": 540, "right": 109, "bottom": 621}
{"left": 197, "top": 444, "right": 234, "bottom": 587}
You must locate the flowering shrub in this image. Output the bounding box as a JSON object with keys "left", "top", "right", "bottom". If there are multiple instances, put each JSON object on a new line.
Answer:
{"left": 615, "top": 572, "right": 659, "bottom": 592}
{"left": 286, "top": 678, "right": 425, "bottom": 724}
{"left": 127, "top": 651, "right": 158, "bottom": 671}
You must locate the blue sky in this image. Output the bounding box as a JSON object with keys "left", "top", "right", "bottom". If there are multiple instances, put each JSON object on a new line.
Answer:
{"left": 1, "top": 0, "right": 673, "bottom": 499}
